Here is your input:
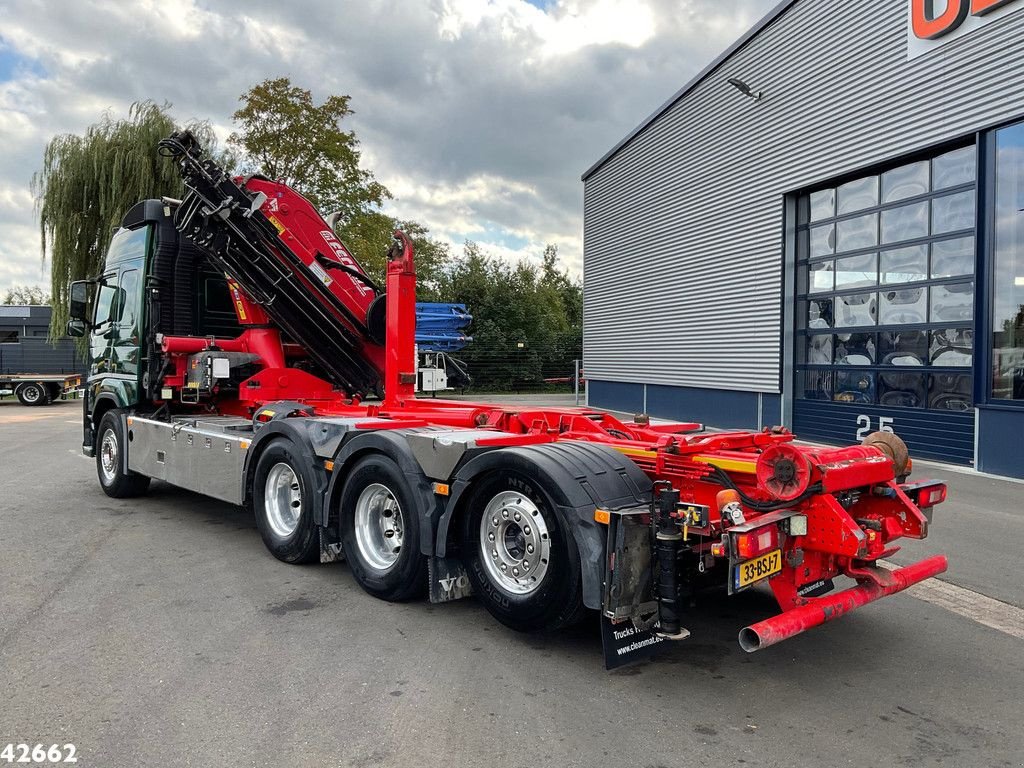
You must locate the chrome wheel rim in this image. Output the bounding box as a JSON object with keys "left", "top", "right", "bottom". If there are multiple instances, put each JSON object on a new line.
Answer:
{"left": 354, "top": 483, "right": 405, "bottom": 572}
{"left": 479, "top": 490, "right": 550, "bottom": 595}
{"left": 21, "top": 384, "right": 42, "bottom": 403}
{"left": 265, "top": 462, "right": 302, "bottom": 537}
{"left": 99, "top": 427, "right": 118, "bottom": 483}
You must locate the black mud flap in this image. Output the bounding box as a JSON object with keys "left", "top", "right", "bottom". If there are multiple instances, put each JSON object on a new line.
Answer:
{"left": 428, "top": 556, "right": 474, "bottom": 603}
{"left": 601, "top": 615, "right": 669, "bottom": 670}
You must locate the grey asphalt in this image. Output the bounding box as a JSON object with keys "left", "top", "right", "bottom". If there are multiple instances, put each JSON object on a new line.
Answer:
{"left": 1, "top": 398, "right": 1022, "bottom": 768}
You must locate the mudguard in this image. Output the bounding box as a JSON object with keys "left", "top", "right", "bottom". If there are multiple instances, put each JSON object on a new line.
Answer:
{"left": 436, "top": 442, "right": 652, "bottom": 610}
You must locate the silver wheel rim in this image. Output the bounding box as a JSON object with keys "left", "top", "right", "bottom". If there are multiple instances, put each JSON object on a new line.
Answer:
{"left": 479, "top": 490, "right": 551, "bottom": 595}
{"left": 22, "top": 384, "right": 42, "bottom": 403}
{"left": 354, "top": 483, "right": 404, "bottom": 572}
{"left": 265, "top": 462, "right": 302, "bottom": 537}
{"left": 99, "top": 427, "right": 118, "bottom": 483}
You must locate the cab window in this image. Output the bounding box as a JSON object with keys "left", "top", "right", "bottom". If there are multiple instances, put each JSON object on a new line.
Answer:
{"left": 106, "top": 226, "right": 150, "bottom": 265}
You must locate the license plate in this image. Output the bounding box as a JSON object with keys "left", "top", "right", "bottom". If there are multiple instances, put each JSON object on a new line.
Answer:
{"left": 734, "top": 549, "right": 782, "bottom": 590}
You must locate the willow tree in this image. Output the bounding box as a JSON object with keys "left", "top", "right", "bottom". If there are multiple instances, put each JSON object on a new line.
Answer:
{"left": 33, "top": 101, "right": 214, "bottom": 337}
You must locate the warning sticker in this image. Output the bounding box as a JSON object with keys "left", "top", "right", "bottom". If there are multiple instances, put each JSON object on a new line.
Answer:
{"left": 308, "top": 261, "right": 333, "bottom": 287}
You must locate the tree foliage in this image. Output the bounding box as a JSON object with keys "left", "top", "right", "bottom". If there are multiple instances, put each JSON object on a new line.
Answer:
{"left": 228, "top": 77, "right": 389, "bottom": 221}
{"left": 435, "top": 243, "right": 582, "bottom": 391}
{"left": 2, "top": 285, "right": 50, "bottom": 305}
{"left": 33, "top": 100, "right": 215, "bottom": 336}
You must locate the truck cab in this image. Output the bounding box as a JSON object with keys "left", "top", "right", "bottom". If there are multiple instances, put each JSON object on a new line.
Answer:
{"left": 69, "top": 200, "right": 239, "bottom": 456}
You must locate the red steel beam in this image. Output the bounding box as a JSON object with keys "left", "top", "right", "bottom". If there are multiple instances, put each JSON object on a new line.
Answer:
{"left": 738, "top": 554, "right": 948, "bottom": 652}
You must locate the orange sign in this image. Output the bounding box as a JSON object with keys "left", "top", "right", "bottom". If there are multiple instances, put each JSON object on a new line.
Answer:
{"left": 911, "top": 0, "right": 1019, "bottom": 40}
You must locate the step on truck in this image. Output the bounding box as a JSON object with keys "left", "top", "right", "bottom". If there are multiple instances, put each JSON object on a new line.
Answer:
{"left": 66, "top": 132, "right": 949, "bottom": 665}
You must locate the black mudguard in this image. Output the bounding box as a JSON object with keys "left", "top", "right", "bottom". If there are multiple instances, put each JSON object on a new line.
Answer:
{"left": 436, "top": 442, "right": 652, "bottom": 610}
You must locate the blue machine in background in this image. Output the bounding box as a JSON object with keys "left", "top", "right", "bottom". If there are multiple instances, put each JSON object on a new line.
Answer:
{"left": 414, "top": 303, "right": 472, "bottom": 352}
{"left": 414, "top": 303, "right": 473, "bottom": 392}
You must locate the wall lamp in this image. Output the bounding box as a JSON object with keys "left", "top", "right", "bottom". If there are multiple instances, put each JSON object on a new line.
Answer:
{"left": 727, "top": 77, "right": 762, "bottom": 101}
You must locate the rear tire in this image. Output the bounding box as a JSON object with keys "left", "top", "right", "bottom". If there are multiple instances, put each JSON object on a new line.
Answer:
{"left": 96, "top": 410, "right": 150, "bottom": 498}
{"left": 253, "top": 438, "right": 320, "bottom": 564}
{"left": 16, "top": 382, "right": 50, "bottom": 406}
{"left": 460, "top": 470, "right": 584, "bottom": 633}
{"left": 339, "top": 454, "right": 427, "bottom": 602}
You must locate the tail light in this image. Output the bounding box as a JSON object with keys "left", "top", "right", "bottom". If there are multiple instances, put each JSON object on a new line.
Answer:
{"left": 902, "top": 480, "right": 947, "bottom": 509}
{"left": 733, "top": 524, "right": 779, "bottom": 560}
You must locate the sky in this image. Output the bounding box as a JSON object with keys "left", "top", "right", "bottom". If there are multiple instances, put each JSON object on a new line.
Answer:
{"left": 0, "top": 0, "right": 777, "bottom": 295}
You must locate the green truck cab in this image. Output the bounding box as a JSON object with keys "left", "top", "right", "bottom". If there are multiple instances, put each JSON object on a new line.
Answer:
{"left": 67, "top": 200, "right": 239, "bottom": 458}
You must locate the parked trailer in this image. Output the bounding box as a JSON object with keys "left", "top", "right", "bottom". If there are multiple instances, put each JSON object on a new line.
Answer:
{"left": 66, "top": 132, "right": 948, "bottom": 666}
{"left": 0, "top": 373, "right": 80, "bottom": 406}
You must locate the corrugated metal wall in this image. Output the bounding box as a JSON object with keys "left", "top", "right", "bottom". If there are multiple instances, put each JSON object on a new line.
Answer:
{"left": 583, "top": 0, "right": 1024, "bottom": 393}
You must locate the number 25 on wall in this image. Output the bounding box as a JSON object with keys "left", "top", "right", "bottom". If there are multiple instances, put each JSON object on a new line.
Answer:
{"left": 856, "top": 414, "right": 894, "bottom": 440}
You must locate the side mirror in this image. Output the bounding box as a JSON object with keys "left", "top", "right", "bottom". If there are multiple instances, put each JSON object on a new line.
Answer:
{"left": 66, "top": 319, "right": 87, "bottom": 338}
{"left": 69, "top": 280, "right": 91, "bottom": 322}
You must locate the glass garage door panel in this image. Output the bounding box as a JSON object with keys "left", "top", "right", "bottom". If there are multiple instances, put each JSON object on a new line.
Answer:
{"left": 793, "top": 145, "right": 977, "bottom": 464}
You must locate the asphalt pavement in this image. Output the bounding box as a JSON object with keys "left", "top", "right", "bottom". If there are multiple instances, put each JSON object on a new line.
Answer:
{"left": 1, "top": 398, "right": 1022, "bottom": 768}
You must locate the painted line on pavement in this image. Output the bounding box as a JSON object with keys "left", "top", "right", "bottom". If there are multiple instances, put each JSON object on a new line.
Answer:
{"left": 881, "top": 561, "right": 1024, "bottom": 641}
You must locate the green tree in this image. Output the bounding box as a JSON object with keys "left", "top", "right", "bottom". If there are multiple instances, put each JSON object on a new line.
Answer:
{"left": 33, "top": 100, "right": 216, "bottom": 336}
{"left": 228, "top": 77, "right": 388, "bottom": 222}
{"left": 435, "top": 242, "right": 582, "bottom": 391}
{"left": 2, "top": 285, "right": 50, "bottom": 305}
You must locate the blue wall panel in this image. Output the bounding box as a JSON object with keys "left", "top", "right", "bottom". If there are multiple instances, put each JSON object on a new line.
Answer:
{"left": 792, "top": 400, "right": 974, "bottom": 465}
{"left": 646, "top": 384, "right": 759, "bottom": 430}
{"left": 976, "top": 407, "right": 1024, "bottom": 479}
{"left": 588, "top": 380, "right": 644, "bottom": 415}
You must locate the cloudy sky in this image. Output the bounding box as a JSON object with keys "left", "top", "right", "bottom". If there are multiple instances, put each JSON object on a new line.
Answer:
{"left": 0, "top": 0, "right": 776, "bottom": 295}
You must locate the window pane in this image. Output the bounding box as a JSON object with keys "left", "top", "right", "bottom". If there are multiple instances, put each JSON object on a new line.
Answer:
{"left": 881, "top": 200, "right": 929, "bottom": 244}
{"left": 837, "top": 176, "right": 878, "bottom": 214}
{"left": 931, "top": 236, "right": 974, "bottom": 278}
{"left": 809, "top": 189, "right": 835, "bottom": 222}
{"left": 836, "top": 213, "right": 878, "bottom": 252}
{"left": 880, "top": 330, "right": 928, "bottom": 366}
{"left": 879, "top": 287, "right": 927, "bottom": 325}
{"left": 882, "top": 161, "right": 929, "bottom": 202}
{"left": 929, "top": 373, "right": 973, "bottom": 410}
{"left": 810, "top": 223, "right": 835, "bottom": 257}
{"left": 834, "top": 291, "right": 876, "bottom": 327}
{"left": 834, "top": 370, "right": 875, "bottom": 404}
{"left": 881, "top": 245, "right": 928, "bottom": 284}
{"left": 118, "top": 269, "right": 140, "bottom": 328}
{"left": 799, "top": 369, "right": 833, "bottom": 400}
{"left": 930, "top": 281, "right": 974, "bottom": 323}
{"left": 834, "top": 252, "right": 876, "bottom": 289}
{"left": 990, "top": 121, "right": 1024, "bottom": 401}
{"left": 808, "top": 298, "right": 834, "bottom": 329}
{"left": 807, "top": 261, "right": 834, "bottom": 293}
{"left": 930, "top": 329, "right": 973, "bottom": 367}
{"left": 879, "top": 371, "right": 926, "bottom": 407}
{"left": 932, "top": 145, "right": 976, "bottom": 189}
{"left": 931, "top": 191, "right": 975, "bottom": 234}
{"left": 834, "top": 333, "right": 876, "bottom": 365}
{"left": 805, "top": 334, "right": 833, "bottom": 364}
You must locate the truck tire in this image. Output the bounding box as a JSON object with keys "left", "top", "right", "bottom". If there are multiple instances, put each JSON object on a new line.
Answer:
{"left": 339, "top": 454, "right": 427, "bottom": 602}
{"left": 459, "top": 470, "right": 585, "bottom": 633}
{"left": 252, "top": 438, "right": 320, "bottom": 564}
{"left": 15, "top": 382, "right": 50, "bottom": 406}
{"left": 96, "top": 410, "right": 150, "bottom": 498}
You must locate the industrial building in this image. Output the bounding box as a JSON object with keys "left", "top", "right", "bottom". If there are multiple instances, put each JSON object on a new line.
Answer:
{"left": 582, "top": 0, "right": 1024, "bottom": 478}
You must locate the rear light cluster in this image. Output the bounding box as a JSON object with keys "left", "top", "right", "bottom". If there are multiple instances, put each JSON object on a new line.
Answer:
{"left": 918, "top": 484, "right": 947, "bottom": 507}
{"left": 734, "top": 525, "right": 778, "bottom": 560}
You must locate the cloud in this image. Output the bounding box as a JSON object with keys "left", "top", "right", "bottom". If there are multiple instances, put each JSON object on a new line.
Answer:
{"left": 0, "top": 0, "right": 776, "bottom": 294}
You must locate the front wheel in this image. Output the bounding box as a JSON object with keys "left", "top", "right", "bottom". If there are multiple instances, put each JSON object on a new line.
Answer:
{"left": 16, "top": 382, "right": 50, "bottom": 406}
{"left": 253, "top": 438, "right": 320, "bottom": 564}
{"left": 96, "top": 410, "right": 150, "bottom": 498}
{"left": 339, "top": 454, "right": 427, "bottom": 602}
{"left": 460, "top": 470, "right": 584, "bottom": 633}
